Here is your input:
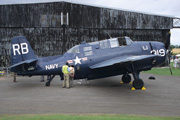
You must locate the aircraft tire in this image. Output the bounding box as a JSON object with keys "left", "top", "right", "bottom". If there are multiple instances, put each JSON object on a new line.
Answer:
{"left": 133, "top": 79, "right": 144, "bottom": 89}
{"left": 45, "top": 82, "right": 50, "bottom": 87}
{"left": 122, "top": 74, "right": 131, "bottom": 83}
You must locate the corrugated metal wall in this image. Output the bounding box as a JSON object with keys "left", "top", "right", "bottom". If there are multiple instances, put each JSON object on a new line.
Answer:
{"left": 0, "top": 2, "right": 173, "bottom": 67}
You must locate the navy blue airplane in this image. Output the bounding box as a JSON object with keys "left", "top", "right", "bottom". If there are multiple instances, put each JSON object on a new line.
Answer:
{"left": 10, "top": 36, "right": 167, "bottom": 89}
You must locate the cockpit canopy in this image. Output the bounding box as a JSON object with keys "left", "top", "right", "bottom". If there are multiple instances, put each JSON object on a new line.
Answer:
{"left": 89, "top": 36, "right": 133, "bottom": 49}
{"left": 67, "top": 36, "right": 133, "bottom": 54}
{"left": 118, "top": 36, "right": 133, "bottom": 46}
{"left": 67, "top": 45, "right": 80, "bottom": 54}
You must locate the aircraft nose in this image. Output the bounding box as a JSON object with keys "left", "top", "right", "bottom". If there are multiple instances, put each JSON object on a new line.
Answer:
{"left": 161, "top": 43, "right": 169, "bottom": 64}
{"left": 163, "top": 43, "right": 167, "bottom": 57}
{"left": 157, "top": 42, "right": 166, "bottom": 57}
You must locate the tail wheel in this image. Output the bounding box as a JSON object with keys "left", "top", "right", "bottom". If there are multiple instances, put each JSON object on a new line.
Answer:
{"left": 133, "top": 79, "right": 144, "bottom": 89}
{"left": 46, "top": 82, "right": 50, "bottom": 87}
{"left": 122, "top": 74, "right": 131, "bottom": 83}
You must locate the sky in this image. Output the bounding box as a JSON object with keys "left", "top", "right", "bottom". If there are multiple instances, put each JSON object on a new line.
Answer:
{"left": 0, "top": 0, "right": 180, "bottom": 45}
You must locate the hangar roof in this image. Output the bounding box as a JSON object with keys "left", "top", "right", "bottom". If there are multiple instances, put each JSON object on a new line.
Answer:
{"left": 63, "top": 0, "right": 176, "bottom": 18}
{"left": 0, "top": 0, "right": 176, "bottom": 18}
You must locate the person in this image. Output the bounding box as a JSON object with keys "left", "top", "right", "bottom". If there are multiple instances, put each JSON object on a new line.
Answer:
{"left": 178, "top": 57, "right": 180, "bottom": 69}
{"left": 40, "top": 75, "right": 45, "bottom": 82}
{"left": 173, "top": 57, "right": 179, "bottom": 69}
{"left": 69, "top": 65, "right": 75, "bottom": 87}
{"left": 13, "top": 72, "right": 17, "bottom": 82}
{"left": 62, "top": 62, "right": 70, "bottom": 88}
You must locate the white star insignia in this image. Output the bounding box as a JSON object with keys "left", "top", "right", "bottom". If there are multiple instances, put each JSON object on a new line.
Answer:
{"left": 74, "top": 56, "right": 81, "bottom": 65}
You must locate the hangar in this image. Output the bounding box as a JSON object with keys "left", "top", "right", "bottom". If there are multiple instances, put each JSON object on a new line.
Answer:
{"left": 0, "top": 1, "right": 177, "bottom": 67}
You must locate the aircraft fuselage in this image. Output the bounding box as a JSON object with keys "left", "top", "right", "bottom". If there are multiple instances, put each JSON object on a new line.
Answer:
{"left": 17, "top": 39, "right": 166, "bottom": 80}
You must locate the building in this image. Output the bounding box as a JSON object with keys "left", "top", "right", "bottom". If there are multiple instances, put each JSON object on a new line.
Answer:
{"left": 0, "top": 1, "right": 174, "bottom": 67}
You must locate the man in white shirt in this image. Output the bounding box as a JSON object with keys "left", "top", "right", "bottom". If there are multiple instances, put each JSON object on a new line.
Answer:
{"left": 69, "top": 65, "right": 75, "bottom": 87}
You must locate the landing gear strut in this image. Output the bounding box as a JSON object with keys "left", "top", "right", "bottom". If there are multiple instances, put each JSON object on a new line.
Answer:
{"left": 122, "top": 74, "right": 131, "bottom": 83}
{"left": 124, "top": 63, "right": 145, "bottom": 89}
{"left": 46, "top": 75, "right": 55, "bottom": 87}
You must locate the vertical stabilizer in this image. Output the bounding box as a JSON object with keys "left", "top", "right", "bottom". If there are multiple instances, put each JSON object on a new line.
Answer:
{"left": 10, "top": 36, "right": 37, "bottom": 72}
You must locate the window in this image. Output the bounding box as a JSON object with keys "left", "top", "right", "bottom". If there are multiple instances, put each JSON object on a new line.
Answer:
{"left": 100, "top": 40, "right": 110, "bottom": 49}
{"left": 109, "top": 38, "right": 119, "bottom": 48}
{"left": 125, "top": 37, "right": 133, "bottom": 45}
{"left": 67, "top": 45, "right": 80, "bottom": 54}
{"left": 84, "top": 51, "right": 93, "bottom": 56}
{"left": 89, "top": 41, "right": 99, "bottom": 46}
{"left": 83, "top": 46, "right": 92, "bottom": 51}
{"left": 118, "top": 38, "right": 126, "bottom": 46}
{"left": 83, "top": 46, "right": 93, "bottom": 56}
{"left": 118, "top": 37, "right": 133, "bottom": 46}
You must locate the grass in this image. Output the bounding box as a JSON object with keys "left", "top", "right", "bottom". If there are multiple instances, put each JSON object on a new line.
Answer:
{"left": 0, "top": 114, "right": 180, "bottom": 120}
{"left": 144, "top": 63, "right": 180, "bottom": 76}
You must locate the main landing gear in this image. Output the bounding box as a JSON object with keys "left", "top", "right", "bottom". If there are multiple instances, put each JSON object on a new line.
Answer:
{"left": 45, "top": 75, "right": 56, "bottom": 87}
{"left": 121, "top": 72, "right": 144, "bottom": 90}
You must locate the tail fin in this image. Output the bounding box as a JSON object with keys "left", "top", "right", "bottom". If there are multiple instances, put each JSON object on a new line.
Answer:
{"left": 10, "top": 36, "right": 38, "bottom": 72}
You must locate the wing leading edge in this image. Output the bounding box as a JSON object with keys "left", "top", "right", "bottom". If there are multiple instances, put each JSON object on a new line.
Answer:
{"left": 90, "top": 55, "right": 157, "bottom": 69}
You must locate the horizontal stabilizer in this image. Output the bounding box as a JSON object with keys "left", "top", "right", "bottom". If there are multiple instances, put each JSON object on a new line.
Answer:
{"left": 10, "top": 59, "right": 37, "bottom": 69}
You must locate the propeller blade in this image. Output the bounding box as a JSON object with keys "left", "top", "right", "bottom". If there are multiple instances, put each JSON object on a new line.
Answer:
{"left": 149, "top": 42, "right": 153, "bottom": 51}
{"left": 164, "top": 31, "right": 171, "bottom": 50}
{"left": 166, "top": 50, "right": 173, "bottom": 75}
{"left": 169, "top": 66, "right": 173, "bottom": 75}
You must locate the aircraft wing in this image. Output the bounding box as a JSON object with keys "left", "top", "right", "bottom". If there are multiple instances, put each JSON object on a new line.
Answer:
{"left": 90, "top": 55, "right": 157, "bottom": 69}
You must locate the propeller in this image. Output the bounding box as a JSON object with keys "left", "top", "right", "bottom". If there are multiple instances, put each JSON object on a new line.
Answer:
{"left": 164, "top": 31, "right": 172, "bottom": 75}
{"left": 166, "top": 49, "right": 173, "bottom": 75}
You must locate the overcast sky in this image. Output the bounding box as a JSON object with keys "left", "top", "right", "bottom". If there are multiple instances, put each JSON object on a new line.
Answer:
{"left": 0, "top": 0, "right": 180, "bottom": 45}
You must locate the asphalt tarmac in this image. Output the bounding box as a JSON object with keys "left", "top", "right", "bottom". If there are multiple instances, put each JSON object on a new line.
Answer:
{"left": 0, "top": 73, "right": 180, "bottom": 117}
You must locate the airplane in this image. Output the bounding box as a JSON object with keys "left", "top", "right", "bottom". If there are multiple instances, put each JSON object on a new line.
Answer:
{"left": 10, "top": 36, "right": 167, "bottom": 89}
